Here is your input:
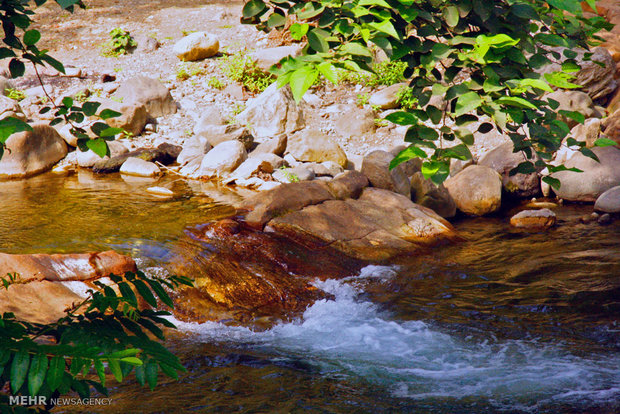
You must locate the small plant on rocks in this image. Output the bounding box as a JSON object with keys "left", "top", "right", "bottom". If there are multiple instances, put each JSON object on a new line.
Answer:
{"left": 101, "top": 28, "right": 137, "bottom": 57}
{"left": 356, "top": 92, "right": 370, "bottom": 108}
{"left": 396, "top": 86, "right": 417, "bottom": 110}
{"left": 206, "top": 76, "right": 225, "bottom": 90}
{"left": 5, "top": 88, "right": 26, "bottom": 101}
{"left": 176, "top": 63, "right": 205, "bottom": 81}
{"left": 218, "top": 50, "right": 274, "bottom": 94}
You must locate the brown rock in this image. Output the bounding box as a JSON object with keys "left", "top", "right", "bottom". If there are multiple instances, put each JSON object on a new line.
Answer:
{"left": 115, "top": 76, "right": 177, "bottom": 118}
{"left": 410, "top": 171, "right": 457, "bottom": 218}
{"left": 510, "top": 208, "right": 556, "bottom": 230}
{"left": 361, "top": 150, "right": 411, "bottom": 198}
{"left": 444, "top": 165, "right": 502, "bottom": 216}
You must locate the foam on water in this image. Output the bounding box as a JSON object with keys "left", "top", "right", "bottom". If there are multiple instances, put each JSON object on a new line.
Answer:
{"left": 173, "top": 265, "right": 620, "bottom": 411}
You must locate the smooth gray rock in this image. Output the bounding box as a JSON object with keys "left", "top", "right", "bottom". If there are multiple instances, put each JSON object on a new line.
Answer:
{"left": 594, "top": 185, "right": 620, "bottom": 213}
{"left": 115, "top": 76, "right": 177, "bottom": 118}
{"left": 479, "top": 142, "right": 541, "bottom": 198}
{"left": 198, "top": 140, "right": 247, "bottom": 178}
{"left": 360, "top": 150, "right": 410, "bottom": 198}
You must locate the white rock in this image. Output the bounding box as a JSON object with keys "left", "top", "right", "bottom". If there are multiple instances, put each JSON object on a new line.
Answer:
{"left": 198, "top": 140, "right": 247, "bottom": 178}
{"left": 173, "top": 32, "right": 219, "bottom": 61}
{"left": 119, "top": 157, "right": 161, "bottom": 177}
{"left": 146, "top": 186, "right": 174, "bottom": 197}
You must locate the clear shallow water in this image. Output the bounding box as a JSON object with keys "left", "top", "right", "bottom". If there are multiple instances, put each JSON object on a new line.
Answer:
{"left": 2, "top": 173, "right": 619, "bottom": 413}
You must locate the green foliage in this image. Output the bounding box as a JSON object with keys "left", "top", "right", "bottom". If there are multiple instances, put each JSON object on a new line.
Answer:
{"left": 101, "top": 28, "right": 137, "bottom": 57}
{"left": 0, "top": 0, "right": 123, "bottom": 161}
{"left": 218, "top": 50, "right": 275, "bottom": 94}
{"left": 206, "top": 76, "right": 226, "bottom": 90}
{"left": 245, "top": 0, "right": 611, "bottom": 187}
{"left": 396, "top": 85, "right": 417, "bottom": 110}
{"left": 355, "top": 92, "right": 370, "bottom": 107}
{"left": 277, "top": 167, "right": 299, "bottom": 183}
{"left": 0, "top": 270, "right": 193, "bottom": 413}
{"left": 6, "top": 88, "right": 26, "bottom": 101}
{"left": 176, "top": 63, "right": 205, "bottom": 81}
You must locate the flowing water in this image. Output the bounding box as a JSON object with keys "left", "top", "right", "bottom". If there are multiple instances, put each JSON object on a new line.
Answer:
{"left": 1, "top": 173, "right": 619, "bottom": 413}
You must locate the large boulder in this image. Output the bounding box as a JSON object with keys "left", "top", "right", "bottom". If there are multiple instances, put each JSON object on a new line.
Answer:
{"left": 287, "top": 129, "right": 347, "bottom": 167}
{"left": 540, "top": 47, "right": 617, "bottom": 101}
{"left": 251, "top": 133, "right": 287, "bottom": 156}
{"left": 0, "top": 251, "right": 136, "bottom": 324}
{"left": 545, "top": 90, "right": 601, "bottom": 128}
{"left": 240, "top": 170, "right": 368, "bottom": 228}
{"left": 479, "top": 142, "right": 541, "bottom": 198}
{"left": 224, "top": 153, "right": 284, "bottom": 184}
{"left": 594, "top": 185, "right": 620, "bottom": 213}
{"left": 177, "top": 135, "right": 212, "bottom": 166}
{"left": 91, "top": 97, "right": 148, "bottom": 136}
{"left": 369, "top": 83, "right": 407, "bottom": 110}
{"left": 194, "top": 122, "right": 254, "bottom": 150}
{"left": 410, "top": 171, "right": 456, "bottom": 218}
{"left": 114, "top": 76, "right": 177, "bottom": 118}
{"left": 333, "top": 105, "right": 376, "bottom": 139}
{"left": 444, "top": 165, "right": 502, "bottom": 216}
{"left": 552, "top": 146, "right": 620, "bottom": 202}
{"left": 198, "top": 140, "right": 247, "bottom": 178}
{"left": 173, "top": 32, "right": 219, "bottom": 61}
{"left": 360, "top": 150, "right": 410, "bottom": 197}
{"left": 0, "top": 123, "right": 67, "bottom": 179}
{"left": 236, "top": 83, "right": 305, "bottom": 138}
{"left": 601, "top": 109, "right": 620, "bottom": 145}
{"left": 266, "top": 187, "right": 458, "bottom": 261}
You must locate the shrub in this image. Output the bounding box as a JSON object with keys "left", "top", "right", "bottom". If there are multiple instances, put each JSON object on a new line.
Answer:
{"left": 218, "top": 50, "right": 274, "bottom": 94}
{"left": 101, "top": 28, "right": 137, "bottom": 57}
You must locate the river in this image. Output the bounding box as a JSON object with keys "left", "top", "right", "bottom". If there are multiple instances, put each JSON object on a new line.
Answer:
{"left": 2, "top": 172, "right": 619, "bottom": 413}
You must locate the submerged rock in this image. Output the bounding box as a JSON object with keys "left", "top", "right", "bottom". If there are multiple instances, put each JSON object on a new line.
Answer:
{"left": 510, "top": 208, "right": 556, "bottom": 230}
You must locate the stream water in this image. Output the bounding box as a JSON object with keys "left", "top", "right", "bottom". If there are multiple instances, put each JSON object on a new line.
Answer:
{"left": 2, "top": 172, "right": 619, "bottom": 413}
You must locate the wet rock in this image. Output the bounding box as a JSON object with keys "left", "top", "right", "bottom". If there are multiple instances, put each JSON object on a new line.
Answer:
{"left": 444, "top": 166, "right": 502, "bottom": 216}
{"left": 198, "top": 140, "right": 247, "bottom": 178}
{"left": 510, "top": 208, "right": 556, "bottom": 230}
{"left": 0, "top": 123, "right": 67, "bottom": 179}
{"left": 479, "top": 142, "right": 541, "bottom": 198}
{"left": 77, "top": 141, "right": 129, "bottom": 168}
{"left": 92, "top": 147, "right": 175, "bottom": 173}
{"left": 173, "top": 32, "right": 219, "bottom": 61}
{"left": 0, "top": 251, "right": 136, "bottom": 324}
{"left": 236, "top": 83, "right": 305, "bottom": 138}
{"left": 120, "top": 157, "right": 161, "bottom": 177}
{"left": 157, "top": 142, "right": 182, "bottom": 160}
{"left": 410, "top": 171, "right": 456, "bottom": 218}
{"left": 114, "top": 76, "right": 177, "bottom": 118}
{"left": 146, "top": 186, "right": 174, "bottom": 197}
{"left": 361, "top": 150, "right": 410, "bottom": 198}
{"left": 369, "top": 83, "right": 407, "bottom": 110}
{"left": 287, "top": 129, "right": 347, "bottom": 167}
{"left": 552, "top": 146, "right": 620, "bottom": 202}
{"left": 266, "top": 187, "right": 459, "bottom": 261}
{"left": 598, "top": 213, "right": 612, "bottom": 225}
{"left": 594, "top": 185, "right": 620, "bottom": 213}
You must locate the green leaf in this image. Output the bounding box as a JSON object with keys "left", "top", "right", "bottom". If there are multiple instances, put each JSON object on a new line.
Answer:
{"left": 297, "top": 2, "right": 325, "bottom": 19}
{"left": 242, "top": 0, "right": 266, "bottom": 18}
{"left": 455, "top": 92, "right": 482, "bottom": 116}
{"left": 62, "top": 96, "right": 74, "bottom": 108}
{"left": 132, "top": 279, "right": 158, "bottom": 307}
{"left": 95, "top": 359, "right": 106, "bottom": 387}
{"left": 368, "top": 20, "right": 399, "bottom": 39}
{"left": 317, "top": 62, "right": 338, "bottom": 84}
{"left": 82, "top": 101, "right": 102, "bottom": 116}
{"left": 443, "top": 6, "right": 459, "bottom": 27}
{"left": 146, "top": 279, "right": 174, "bottom": 308}
{"left": 11, "top": 350, "right": 31, "bottom": 393}
{"left": 390, "top": 145, "right": 427, "bottom": 170}
{"left": 290, "top": 23, "right": 309, "bottom": 40}
{"left": 86, "top": 138, "right": 110, "bottom": 158}
{"left": 544, "top": 72, "right": 581, "bottom": 89}
{"left": 99, "top": 109, "right": 122, "bottom": 120}
{"left": 559, "top": 110, "right": 585, "bottom": 124}
{"left": 385, "top": 111, "right": 418, "bottom": 125}
{"left": 118, "top": 281, "right": 138, "bottom": 307}
{"left": 47, "top": 356, "right": 65, "bottom": 392}
{"left": 339, "top": 42, "right": 372, "bottom": 57}
{"left": 542, "top": 176, "right": 561, "bottom": 190}
{"left": 307, "top": 28, "right": 329, "bottom": 53}
{"left": 120, "top": 357, "right": 143, "bottom": 366}
{"left": 28, "top": 353, "right": 48, "bottom": 396}
{"left": 547, "top": 0, "right": 582, "bottom": 14}
{"left": 108, "top": 358, "right": 123, "bottom": 383}
{"left": 497, "top": 96, "right": 538, "bottom": 110}
{"left": 289, "top": 67, "right": 318, "bottom": 102}
{"left": 359, "top": 0, "right": 391, "bottom": 7}
{"left": 145, "top": 362, "right": 158, "bottom": 390}
{"left": 593, "top": 138, "right": 617, "bottom": 147}
{"left": 23, "top": 30, "right": 41, "bottom": 46}
{"left": 9, "top": 59, "right": 25, "bottom": 78}
{"left": 267, "top": 13, "right": 286, "bottom": 28}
